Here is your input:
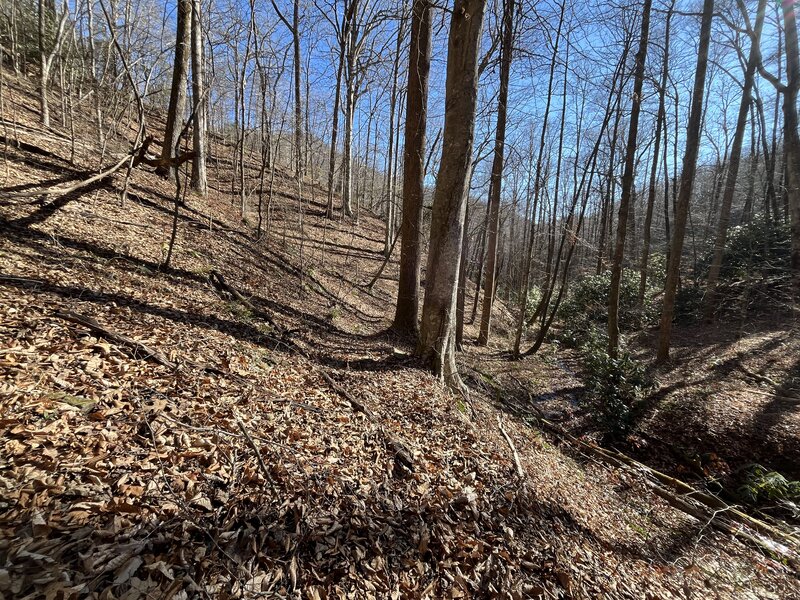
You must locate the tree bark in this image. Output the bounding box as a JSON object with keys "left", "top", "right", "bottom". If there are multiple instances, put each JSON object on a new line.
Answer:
{"left": 417, "top": 0, "right": 486, "bottom": 389}
{"left": 393, "top": 0, "right": 432, "bottom": 336}
{"left": 159, "top": 0, "right": 191, "bottom": 179}
{"left": 477, "top": 0, "right": 515, "bottom": 346}
{"left": 607, "top": 0, "right": 652, "bottom": 358}
{"left": 190, "top": 0, "right": 207, "bottom": 196}
{"left": 657, "top": 0, "right": 715, "bottom": 363}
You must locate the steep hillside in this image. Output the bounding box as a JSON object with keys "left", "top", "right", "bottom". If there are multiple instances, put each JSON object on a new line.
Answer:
{"left": 1, "top": 71, "right": 798, "bottom": 598}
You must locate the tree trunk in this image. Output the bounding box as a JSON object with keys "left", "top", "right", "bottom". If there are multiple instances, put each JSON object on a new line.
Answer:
{"left": 657, "top": 0, "right": 714, "bottom": 363}
{"left": 607, "top": 0, "right": 652, "bottom": 358}
{"left": 477, "top": 0, "right": 515, "bottom": 346}
{"left": 159, "top": 0, "right": 191, "bottom": 179}
{"left": 456, "top": 203, "right": 471, "bottom": 350}
{"left": 774, "top": 0, "right": 800, "bottom": 305}
{"left": 393, "top": 0, "right": 432, "bottom": 336}
{"left": 638, "top": 0, "right": 673, "bottom": 306}
{"left": 190, "top": 0, "right": 207, "bottom": 196}
{"left": 342, "top": 74, "right": 355, "bottom": 217}
{"left": 292, "top": 0, "right": 302, "bottom": 179}
{"left": 703, "top": 0, "right": 766, "bottom": 320}
{"left": 327, "top": 37, "right": 346, "bottom": 218}
{"left": 384, "top": 10, "right": 406, "bottom": 256}
{"left": 38, "top": 0, "right": 49, "bottom": 127}
{"left": 417, "top": 0, "right": 486, "bottom": 389}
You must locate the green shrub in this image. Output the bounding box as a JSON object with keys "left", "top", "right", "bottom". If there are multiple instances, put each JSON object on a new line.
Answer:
{"left": 697, "top": 216, "right": 791, "bottom": 281}
{"left": 696, "top": 216, "right": 792, "bottom": 316}
{"left": 558, "top": 267, "right": 659, "bottom": 347}
{"left": 580, "top": 328, "right": 652, "bottom": 440}
{"left": 736, "top": 464, "right": 800, "bottom": 506}
{"left": 674, "top": 285, "right": 704, "bottom": 324}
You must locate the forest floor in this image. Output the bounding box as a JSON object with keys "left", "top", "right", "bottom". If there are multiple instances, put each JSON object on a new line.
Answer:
{"left": 1, "top": 71, "right": 799, "bottom": 598}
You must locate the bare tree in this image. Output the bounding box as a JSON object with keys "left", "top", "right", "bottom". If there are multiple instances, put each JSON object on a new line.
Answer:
{"left": 477, "top": 0, "right": 516, "bottom": 346}
{"left": 417, "top": 0, "right": 486, "bottom": 388}
{"left": 158, "top": 0, "right": 191, "bottom": 179}
{"left": 741, "top": 0, "right": 800, "bottom": 304}
{"left": 607, "top": 0, "right": 652, "bottom": 358}
{"left": 38, "top": 0, "right": 70, "bottom": 128}
{"left": 703, "top": 0, "right": 766, "bottom": 320}
{"left": 657, "top": 0, "right": 715, "bottom": 363}
{"left": 190, "top": 0, "right": 207, "bottom": 195}
{"left": 393, "top": 0, "right": 432, "bottom": 336}
{"left": 270, "top": 0, "right": 303, "bottom": 180}
{"left": 638, "top": 0, "right": 674, "bottom": 306}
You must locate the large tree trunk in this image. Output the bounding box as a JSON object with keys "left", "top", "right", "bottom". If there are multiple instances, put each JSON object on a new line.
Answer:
{"left": 417, "top": 0, "right": 486, "bottom": 389}
{"left": 159, "top": 0, "right": 191, "bottom": 179}
{"left": 477, "top": 0, "right": 515, "bottom": 346}
{"left": 703, "top": 0, "right": 766, "bottom": 320}
{"left": 393, "top": 0, "right": 432, "bottom": 336}
{"left": 190, "top": 0, "right": 207, "bottom": 196}
{"left": 607, "top": 0, "right": 652, "bottom": 358}
{"left": 657, "top": 0, "right": 714, "bottom": 363}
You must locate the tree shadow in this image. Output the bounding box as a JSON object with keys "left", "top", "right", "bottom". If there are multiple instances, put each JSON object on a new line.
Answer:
{"left": 1, "top": 220, "right": 208, "bottom": 285}
{"left": 0, "top": 172, "right": 88, "bottom": 195}
{"left": 0, "top": 275, "right": 294, "bottom": 355}
{"left": 6, "top": 178, "right": 113, "bottom": 228}
{"left": 748, "top": 356, "right": 800, "bottom": 478}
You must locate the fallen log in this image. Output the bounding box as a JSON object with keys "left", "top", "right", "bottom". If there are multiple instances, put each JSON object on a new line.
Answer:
{"left": 0, "top": 136, "right": 196, "bottom": 202}
{"left": 0, "top": 152, "right": 134, "bottom": 201}
{"left": 525, "top": 405, "right": 800, "bottom": 566}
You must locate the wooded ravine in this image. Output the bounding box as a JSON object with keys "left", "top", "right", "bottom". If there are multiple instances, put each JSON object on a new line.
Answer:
{"left": 1, "top": 0, "right": 800, "bottom": 597}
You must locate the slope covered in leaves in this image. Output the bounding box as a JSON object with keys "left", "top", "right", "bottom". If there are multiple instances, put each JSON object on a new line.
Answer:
{"left": 1, "top": 71, "right": 798, "bottom": 598}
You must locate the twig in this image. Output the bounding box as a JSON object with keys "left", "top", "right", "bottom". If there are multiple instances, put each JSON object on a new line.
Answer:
{"left": 234, "top": 411, "right": 279, "bottom": 496}
{"left": 317, "top": 368, "right": 414, "bottom": 472}
{"left": 498, "top": 415, "right": 526, "bottom": 479}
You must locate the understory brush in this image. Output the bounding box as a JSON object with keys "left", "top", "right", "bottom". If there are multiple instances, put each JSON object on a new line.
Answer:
{"left": 579, "top": 328, "right": 652, "bottom": 440}
{"left": 557, "top": 264, "right": 662, "bottom": 348}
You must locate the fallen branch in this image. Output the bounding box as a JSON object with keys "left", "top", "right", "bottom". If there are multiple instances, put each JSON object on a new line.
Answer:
{"left": 737, "top": 364, "right": 779, "bottom": 388}
{"left": 208, "top": 269, "right": 280, "bottom": 331}
{"left": 0, "top": 151, "right": 135, "bottom": 200}
{"left": 54, "top": 309, "right": 176, "bottom": 369}
{"left": 527, "top": 408, "right": 800, "bottom": 565}
{"left": 234, "top": 411, "right": 279, "bottom": 496}
{"left": 0, "top": 136, "right": 195, "bottom": 203}
{"left": 318, "top": 368, "right": 414, "bottom": 473}
{"left": 498, "top": 415, "right": 526, "bottom": 479}
{"left": 730, "top": 386, "right": 800, "bottom": 404}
